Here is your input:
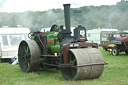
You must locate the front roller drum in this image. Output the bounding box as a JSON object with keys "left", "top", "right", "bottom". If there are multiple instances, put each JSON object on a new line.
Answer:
{"left": 18, "top": 40, "right": 40, "bottom": 72}
{"left": 61, "top": 48, "right": 105, "bottom": 80}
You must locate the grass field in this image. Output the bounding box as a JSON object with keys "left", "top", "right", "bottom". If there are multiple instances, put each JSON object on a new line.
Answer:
{"left": 0, "top": 47, "right": 128, "bottom": 85}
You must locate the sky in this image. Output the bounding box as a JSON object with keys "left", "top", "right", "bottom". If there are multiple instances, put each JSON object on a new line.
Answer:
{"left": 0, "top": 0, "right": 121, "bottom": 12}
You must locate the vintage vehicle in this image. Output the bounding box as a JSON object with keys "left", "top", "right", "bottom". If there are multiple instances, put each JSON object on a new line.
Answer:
{"left": 108, "top": 36, "right": 128, "bottom": 56}
{"left": 100, "top": 31, "right": 128, "bottom": 55}
{"left": 0, "top": 27, "right": 30, "bottom": 62}
{"left": 18, "top": 4, "right": 106, "bottom": 81}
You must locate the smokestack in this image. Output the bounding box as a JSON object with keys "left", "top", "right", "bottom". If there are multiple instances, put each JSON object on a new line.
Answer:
{"left": 63, "top": 4, "right": 71, "bottom": 37}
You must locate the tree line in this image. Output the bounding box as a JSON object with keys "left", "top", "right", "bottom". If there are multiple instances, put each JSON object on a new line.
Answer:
{"left": 0, "top": 0, "right": 128, "bottom": 31}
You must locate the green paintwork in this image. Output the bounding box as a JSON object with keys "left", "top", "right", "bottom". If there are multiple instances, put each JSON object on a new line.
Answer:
{"left": 45, "top": 31, "right": 62, "bottom": 54}
{"left": 51, "top": 45, "right": 62, "bottom": 54}
{"left": 31, "top": 30, "right": 62, "bottom": 55}
{"left": 30, "top": 36, "right": 35, "bottom": 40}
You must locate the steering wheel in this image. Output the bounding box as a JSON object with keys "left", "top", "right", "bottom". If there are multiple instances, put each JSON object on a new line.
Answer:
{"left": 28, "top": 32, "right": 33, "bottom": 39}
{"left": 50, "top": 24, "right": 59, "bottom": 32}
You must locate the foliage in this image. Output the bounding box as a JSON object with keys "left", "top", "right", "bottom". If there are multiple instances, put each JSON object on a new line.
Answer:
{"left": 0, "top": 0, "right": 128, "bottom": 31}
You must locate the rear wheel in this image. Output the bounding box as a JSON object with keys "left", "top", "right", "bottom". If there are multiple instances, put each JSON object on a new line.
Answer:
{"left": 112, "top": 47, "right": 119, "bottom": 56}
{"left": 103, "top": 47, "right": 107, "bottom": 51}
{"left": 125, "top": 50, "right": 128, "bottom": 55}
{"left": 18, "top": 40, "right": 40, "bottom": 72}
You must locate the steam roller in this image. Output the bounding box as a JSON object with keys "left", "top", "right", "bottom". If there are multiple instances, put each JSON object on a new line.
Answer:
{"left": 18, "top": 4, "right": 106, "bottom": 81}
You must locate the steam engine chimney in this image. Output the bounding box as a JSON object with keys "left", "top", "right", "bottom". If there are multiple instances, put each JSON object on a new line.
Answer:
{"left": 63, "top": 4, "right": 71, "bottom": 37}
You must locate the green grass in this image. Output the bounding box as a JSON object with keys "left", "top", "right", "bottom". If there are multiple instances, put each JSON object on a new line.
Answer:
{"left": 0, "top": 47, "right": 128, "bottom": 85}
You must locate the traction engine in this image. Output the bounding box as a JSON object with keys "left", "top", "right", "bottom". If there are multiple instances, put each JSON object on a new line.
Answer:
{"left": 18, "top": 4, "right": 106, "bottom": 80}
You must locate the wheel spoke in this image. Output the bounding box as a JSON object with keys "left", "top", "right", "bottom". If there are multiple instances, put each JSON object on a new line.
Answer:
{"left": 69, "top": 52, "right": 77, "bottom": 77}
{"left": 24, "top": 46, "right": 29, "bottom": 53}
{"left": 28, "top": 58, "right": 31, "bottom": 67}
{"left": 23, "top": 45, "right": 31, "bottom": 68}
{"left": 24, "top": 46, "right": 27, "bottom": 53}
{"left": 26, "top": 46, "right": 29, "bottom": 53}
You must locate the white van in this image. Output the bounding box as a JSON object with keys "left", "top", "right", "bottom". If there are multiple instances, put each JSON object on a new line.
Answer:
{"left": 0, "top": 27, "right": 30, "bottom": 62}
{"left": 87, "top": 28, "right": 118, "bottom": 45}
